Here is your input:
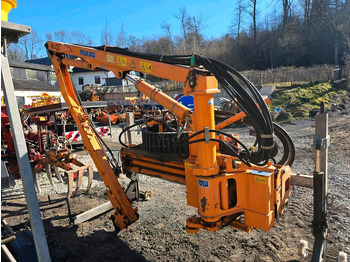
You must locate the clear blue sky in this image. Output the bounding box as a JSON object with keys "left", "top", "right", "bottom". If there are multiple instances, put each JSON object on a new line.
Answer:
{"left": 9, "top": 0, "right": 277, "bottom": 45}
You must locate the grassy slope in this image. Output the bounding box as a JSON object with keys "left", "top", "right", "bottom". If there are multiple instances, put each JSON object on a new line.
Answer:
{"left": 269, "top": 81, "right": 347, "bottom": 119}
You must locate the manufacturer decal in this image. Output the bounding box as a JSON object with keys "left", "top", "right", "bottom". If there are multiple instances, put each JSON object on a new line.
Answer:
{"left": 80, "top": 49, "right": 95, "bottom": 58}
{"left": 254, "top": 176, "right": 267, "bottom": 184}
{"left": 198, "top": 179, "right": 209, "bottom": 188}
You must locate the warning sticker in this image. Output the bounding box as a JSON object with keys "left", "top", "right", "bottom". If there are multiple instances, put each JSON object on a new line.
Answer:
{"left": 140, "top": 61, "right": 152, "bottom": 73}
{"left": 254, "top": 176, "right": 267, "bottom": 184}
{"left": 117, "top": 56, "right": 127, "bottom": 67}
{"left": 130, "top": 59, "right": 136, "bottom": 68}
{"left": 107, "top": 54, "right": 114, "bottom": 63}
{"left": 185, "top": 163, "right": 193, "bottom": 168}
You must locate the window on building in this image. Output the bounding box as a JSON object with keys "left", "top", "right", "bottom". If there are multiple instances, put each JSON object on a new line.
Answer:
{"left": 26, "top": 69, "right": 37, "bottom": 80}
{"left": 50, "top": 73, "right": 57, "bottom": 82}
{"left": 16, "top": 96, "right": 25, "bottom": 107}
{"left": 95, "top": 76, "right": 101, "bottom": 85}
{"left": 78, "top": 77, "right": 84, "bottom": 85}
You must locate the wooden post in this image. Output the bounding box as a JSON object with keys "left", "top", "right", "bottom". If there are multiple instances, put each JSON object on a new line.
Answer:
{"left": 126, "top": 112, "right": 134, "bottom": 144}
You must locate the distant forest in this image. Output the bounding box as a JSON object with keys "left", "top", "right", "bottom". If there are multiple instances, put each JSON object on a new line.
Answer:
{"left": 8, "top": 0, "right": 350, "bottom": 71}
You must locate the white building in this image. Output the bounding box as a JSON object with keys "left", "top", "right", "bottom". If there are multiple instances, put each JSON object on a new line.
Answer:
{"left": 0, "top": 60, "right": 62, "bottom": 107}
{"left": 27, "top": 57, "right": 141, "bottom": 93}
{"left": 70, "top": 67, "right": 115, "bottom": 92}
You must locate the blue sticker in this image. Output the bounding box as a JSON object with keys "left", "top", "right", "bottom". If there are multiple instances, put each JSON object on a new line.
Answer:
{"left": 198, "top": 179, "right": 209, "bottom": 188}
{"left": 250, "top": 170, "right": 271, "bottom": 176}
{"left": 80, "top": 49, "right": 95, "bottom": 58}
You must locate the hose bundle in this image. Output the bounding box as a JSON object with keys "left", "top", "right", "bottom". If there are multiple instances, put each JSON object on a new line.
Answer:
{"left": 93, "top": 46, "right": 293, "bottom": 166}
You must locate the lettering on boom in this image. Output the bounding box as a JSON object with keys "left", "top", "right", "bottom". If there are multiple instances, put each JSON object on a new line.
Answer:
{"left": 80, "top": 49, "right": 95, "bottom": 58}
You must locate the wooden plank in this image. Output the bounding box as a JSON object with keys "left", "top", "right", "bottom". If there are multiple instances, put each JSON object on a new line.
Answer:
{"left": 73, "top": 202, "right": 113, "bottom": 225}
{"left": 291, "top": 173, "right": 313, "bottom": 188}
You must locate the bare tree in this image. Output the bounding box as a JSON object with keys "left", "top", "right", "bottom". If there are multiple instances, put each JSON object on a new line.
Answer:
{"left": 46, "top": 30, "right": 92, "bottom": 45}
{"left": 53, "top": 30, "right": 71, "bottom": 42}
{"left": 161, "top": 21, "right": 174, "bottom": 54}
{"left": 231, "top": 0, "right": 245, "bottom": 64}
{"left": 46, "top": 32, "right": 53, "bottom": 41}
{"left": 299, "top": 0, "right": 312, "bottom": 22}
{"left": 175, "top": 7, "right": 188, "bottom": 53}
{"left": 186, "top": 15, "right": 205, "bottom": 53}
{"left": 116, "top": 22, "right": 127, "bottom": 47}
{"left": 19, "top": 30, "right": 43, "bottom": 60}
{"left": 237, "top": 0, "right": 245, "bottom": 41}
{"left": 71, "top": 31, "right": 93, "bottom": 45}
{"left": 127, "top": 35, "right": 143, "bottom": 52}
{"left": 7, "top": 43, "right": 26, "bottom": 61}
{"left": 161, "top": 21, "right": 172, "bottom": 41}
{"left": 101, "top": 18, "right": 113, "bottom": 45}
{"left": 282, "top": 0, "right": 292, "bottom": 29}
{"left": 246, "top": 0, "right": 258, "bottom": 45}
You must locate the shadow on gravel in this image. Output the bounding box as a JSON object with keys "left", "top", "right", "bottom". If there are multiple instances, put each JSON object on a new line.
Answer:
{"left": 2, "top": 192, "right": 148, "bottom": 261}
{"left": 44, "top": 222, "right": 149, "bottom": 262}
{"left": 1, "top": 197, "right": 67, "bottom": 218}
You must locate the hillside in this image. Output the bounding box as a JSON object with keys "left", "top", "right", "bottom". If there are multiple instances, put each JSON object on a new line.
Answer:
{"left": 270, "top": 82, "right": 349, "bottom": 121}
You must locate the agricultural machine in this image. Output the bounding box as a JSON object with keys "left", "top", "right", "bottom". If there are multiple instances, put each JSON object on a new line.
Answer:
{"left": 1, "top": 105, "right": 92, "bottom": 194}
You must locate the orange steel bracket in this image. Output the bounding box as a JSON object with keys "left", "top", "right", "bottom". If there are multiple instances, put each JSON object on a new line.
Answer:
{"left": 215, "top": 98, "right": 271, "bottom": 130}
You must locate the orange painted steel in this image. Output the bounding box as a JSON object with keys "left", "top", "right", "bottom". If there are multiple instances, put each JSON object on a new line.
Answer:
{"left": 49, "top": 54, "right": 138, "bottom": 230}
{"left": 185, "top": 76, "right": 221, "bottom": 224}
{"left": 46, "top": 41, "right": 291, "bottom": 234}
{"left": 46, "top": 42, "right": 190, "bottom": 83}
{"left": 185, "top": 153, "right": 291, "bottom": 232}
{"left": 133, "top": 79, "right": 190, "bottom": 121}
{"left": 215, "top": 98, "right": 272, "bottom": 130}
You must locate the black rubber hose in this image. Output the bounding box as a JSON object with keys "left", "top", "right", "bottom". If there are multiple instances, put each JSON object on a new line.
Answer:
{"left": 187, "top": 138, "right": 251, "bottom": 167}
{"left": 187, "top": 129, "right": 250, "bottom": 157}
{"left": 272, "top": 122, "right": 295, "bottom": 166}
{"left": 84, "top": 46, "right": 277, "bottom": 164}
{"left": 118, "top": 120, "right": 146, "bottom": 148}
{"left": 118, "top": 117, "right": 164, "bottom": 148}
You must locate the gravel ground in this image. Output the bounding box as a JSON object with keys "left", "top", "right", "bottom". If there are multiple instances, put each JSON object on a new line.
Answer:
{"left": 1, "top": 109, "right": 349, "bottom": 262}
